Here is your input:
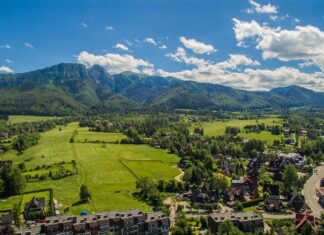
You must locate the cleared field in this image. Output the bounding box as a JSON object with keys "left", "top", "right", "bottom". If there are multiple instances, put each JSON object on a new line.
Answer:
{"left": 191, "top": 118, "right": 282, "bottom": 136}
{"left": 76, "top": 128, "right": 126, "bottom": 143}
{"left": 238, "top": 131, "right": 282, "bottom": 146}
{"left": 122, "top": 160, "right": 179, "bottom": 180}
{"left": 0, "top": 123, "right": 179, "bottom": 214}
{"left": 8, "top": 115, "right": 58, "bottom": 123}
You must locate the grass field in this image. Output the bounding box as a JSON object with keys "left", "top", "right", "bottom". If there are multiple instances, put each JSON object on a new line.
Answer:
{"left": 191, "top": 118, "right": 283, "bottom": 136}
{"left": 76, "top": 128, "right": 126, "bottom": 143}
{"left": 8, "top": 115, "right": 59, "bottom": 123}
{"left": 238, "top": 131, "right": 282, "bottom": 146}
{"left": 0, "top": 123, "right": 179, "bottom": 214}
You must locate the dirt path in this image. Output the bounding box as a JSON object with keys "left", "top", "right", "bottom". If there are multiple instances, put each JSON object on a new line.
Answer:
{"left": 174, "top": 169, "right": 184, "bottom": 182}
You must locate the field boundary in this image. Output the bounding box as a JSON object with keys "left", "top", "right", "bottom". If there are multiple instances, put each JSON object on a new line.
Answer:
{"left": 119, "top": 160, "right": 139, "bottom": 179}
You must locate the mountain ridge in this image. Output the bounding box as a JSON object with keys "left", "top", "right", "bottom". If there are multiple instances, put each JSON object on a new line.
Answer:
{"left": 0, "top": 63, "right": 323, "bottom": 115}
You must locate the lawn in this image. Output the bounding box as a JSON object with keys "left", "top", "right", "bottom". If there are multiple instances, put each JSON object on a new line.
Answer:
{"left": 191, "top": 118, "right": 282, "bottom": 136}
{"left": 76, "top": 128, "right": 126, "bottom": 143}
{"left": 238, "top": 131, "right": 282, "bottom": 146}
{"left": 8, "top": 115, "right": 59, "bottom": 123}
{"left": 0, "top": 123, "right": 179, "bottom": 215}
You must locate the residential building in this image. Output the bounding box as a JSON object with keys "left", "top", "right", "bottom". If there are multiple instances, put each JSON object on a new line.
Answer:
{"left": 208, "top": 212, "right": 263, "bottom": 233}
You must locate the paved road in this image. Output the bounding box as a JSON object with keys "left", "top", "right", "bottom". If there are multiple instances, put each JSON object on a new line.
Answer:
{"left": 303, "top": 165, "right": 324, "bottom": 218}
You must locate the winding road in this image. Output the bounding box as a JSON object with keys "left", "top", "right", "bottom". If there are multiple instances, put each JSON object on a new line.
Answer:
{"left": 303, "top": 165, "right": 324, "bottom": 218}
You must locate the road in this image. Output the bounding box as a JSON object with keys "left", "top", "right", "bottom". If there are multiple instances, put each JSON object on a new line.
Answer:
{"left": 303, "top": 165, "right": 324, "bottom": 218}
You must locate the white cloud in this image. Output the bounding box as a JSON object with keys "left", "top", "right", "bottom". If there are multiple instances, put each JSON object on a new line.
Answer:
{"left": 233, "top": 18, "right": 324, "bottom": 71}
{"left": 5, "top": 59, "right": 14, "bottom": 64}
{"left": 0, "top": 44, "right": 11, "bottom": 49}
{"left": 24, "top": 42, "right": 34, "bottom": 49}
{"left": 0, "top": 66, "right": 13, "bottom": 73}
{"left": 81, "top": 22, "right": 88, "bottom": 28}
{"left": 157, "top": 65, "right": 324, "bottom": 92}
{"left": 77, "top": 51, "right": 153, "bottom": 74}
{"left": 159, "top": 45, "right": 167, "bottom": 49}
{"left": 114, "top": 43, "right": 129, "bottom": 51}
{"left": 105, "top": 26, "right": 114, "bottom": 30}
{"left": 246, "top": 0, "right": 278, "bottom": 14}
{"left": 144, "top": 37, "right": 157, "bottom": 45}
{"left": 167, "top": 47, "right": 210, "bottom": 67}
{"left": 179, "top": 37, "right": 216, "bottom": 54}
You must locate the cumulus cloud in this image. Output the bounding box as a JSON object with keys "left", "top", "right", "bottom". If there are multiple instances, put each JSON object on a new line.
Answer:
{"left": 179, "top": 37, "right": 216, "bottom": 54}
{"left": 233, "top": 18, "right": 324, "bottom": 71}
{"left": 105, "top": 26, "right": 114, "bottom": 30}
{"left": 167, "top": 47, "right": 210, "bottom": 67}
{"left": 246, "top": 0, "right": 278, "bottom": 14}
{"left": 0, "top": 66, "right": 13, "bottom": 73}
{"left": 24, "top": 42, "right": 34, "bottom": 49}
{"left": 0, "top": 44, "right": 11, "bottom": 49}
{"left": 144, "top": 37, "right": 157, "bottom": 45}
{"left": 77, "top": 51, "right": 153, "bottom": 74}
{"left": 159, "top": 45, "right": 167, "bottom": 49}
{"left": 114, "top": 43, "right": 129, "bottom": 51}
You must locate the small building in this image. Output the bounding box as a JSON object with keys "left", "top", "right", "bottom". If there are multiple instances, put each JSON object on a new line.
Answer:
{"left": 24, "top": 197, "right": 46, "bottom": 219}
{"left": 295, "top": 211, "right": 317, "bottom": 233}
{"left": 288, "top": 194, "right": 305, "bottom": 212}
{"left": 264, "top": 198, "right": 282, "bottom": 212}
{"left": 208, "top": 212, "right": 263, "bottom": 233}
{"left": 263, "top": 184, "right": 280, "bottom": 197}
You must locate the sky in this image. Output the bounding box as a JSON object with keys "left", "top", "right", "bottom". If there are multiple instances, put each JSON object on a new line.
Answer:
{"left": 0, "top": 0, "right": 324, "bottom": 91}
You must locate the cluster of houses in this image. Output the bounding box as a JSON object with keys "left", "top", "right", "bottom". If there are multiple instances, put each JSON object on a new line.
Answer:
{"left": 1, "top": 209, "right": 169, "bottom": 235}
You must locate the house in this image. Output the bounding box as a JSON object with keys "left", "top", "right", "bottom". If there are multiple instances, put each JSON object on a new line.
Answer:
{"left": 288, "top": 194, "right": 305, "bottom": 212}
{"left": 317, "top": 188, "right": 324, "bottom": 207}
{"left": 246, "top": 157, "right": 261, "bottom": 178}
{"left": 223, "top": 188, "right": 245, "bottom": 206}
{"left": 264, "top": 198, "right": 282, "bottom": 212}
{"left": 277, "top": 152, "right": 306, "bottom": 168}
{"left": 295, "top": 211, "right": 318, "bottom": 233}
{"left": 320, "top": 178, "right": 324, "bottom": 187}
{"left": 263, "top": 184, "right": 280, "bottom": 197}
{"left": 24, "top": 197, "right": 46, "bottom": 218}
{"left": 191, "top": 184, "right": 218, "bottom": 206}
{"left": 219, "top": 156, "right": 236, "bottom": 175}
{"left": 208, "top": 212, "right": 263, "bottom": 233}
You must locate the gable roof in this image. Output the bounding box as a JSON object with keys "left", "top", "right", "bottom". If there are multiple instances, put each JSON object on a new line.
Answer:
{"left": 25, "top": 197, "right": 46, "bottom": 211}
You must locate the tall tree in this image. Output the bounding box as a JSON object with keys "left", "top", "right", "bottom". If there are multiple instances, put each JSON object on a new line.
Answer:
{"left": 283, "top": 164, "right": 298, "bottom": 192}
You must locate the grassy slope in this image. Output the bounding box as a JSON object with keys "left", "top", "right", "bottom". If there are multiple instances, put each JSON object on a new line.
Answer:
{"left": 0, "top": 122, "right": 179, "bottom": 214}
{"left": 191, "top": 118, "right": 283, "bottom": 136}
{"left": 238, "top": 131, "right": 282, "bottom": 146}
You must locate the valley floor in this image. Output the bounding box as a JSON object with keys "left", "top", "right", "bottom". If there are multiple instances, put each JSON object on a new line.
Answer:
{"left": 0, "top": 123, "right": 180, "bottom": 215}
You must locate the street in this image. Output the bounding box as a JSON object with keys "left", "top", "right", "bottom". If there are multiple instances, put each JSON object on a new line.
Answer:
{"left": 303, "top": 165, "right": 324, "bottom": 218}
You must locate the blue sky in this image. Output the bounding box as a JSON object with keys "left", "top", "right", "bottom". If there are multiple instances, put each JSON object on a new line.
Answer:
{"left": 0, "top": 0, "right": 323, "bottom": 91}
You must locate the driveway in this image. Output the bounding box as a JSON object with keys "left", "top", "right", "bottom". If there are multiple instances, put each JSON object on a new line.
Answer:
{"left": 302, "top": 165, "right": 324, "bottom": 218}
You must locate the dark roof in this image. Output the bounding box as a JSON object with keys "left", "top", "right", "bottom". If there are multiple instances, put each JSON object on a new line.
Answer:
{"left": 289, "top": 194, "right": 305, "bottom": 211}
{"left": 25, "top": 197, "right": 46, "bottom": 211}
{"left": 263, "top": 184, "right": 280, "bottom": 196}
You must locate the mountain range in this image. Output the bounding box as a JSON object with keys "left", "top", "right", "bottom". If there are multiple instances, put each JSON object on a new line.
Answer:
{"left": 0, "top": 63, "right": 323, "bottom": 115}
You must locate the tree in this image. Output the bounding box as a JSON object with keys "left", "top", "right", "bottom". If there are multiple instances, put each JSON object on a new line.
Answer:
{"left": 283, "top": 164, "right": 298, "bottom": 192}
{"left": 234, "top": 201, "right": 243, "bottom": 212}
{"left": 218, "top": 220, "right": 243, "bottom": 235}
{"left": 200, "top": 216, "right": 208, "bottom": 229}
{"left": 79, "top": 184, "right": 91, "bottom": 202}
{"left": 0, "top": 166, "right": 26, "bottom": 196}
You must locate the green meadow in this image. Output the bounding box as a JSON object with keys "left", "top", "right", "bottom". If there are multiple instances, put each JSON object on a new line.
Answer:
{"left": 0, "top": 122, "right": 180, "bottom": 214}
{"left": 238, "top": 131, "right": 282, "bottom": 146}
{"left": 8, "top": 115, "right": 59, "bottom": 123}
{"left": 191, "top": 118, "right": 283, "bottom": 136}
